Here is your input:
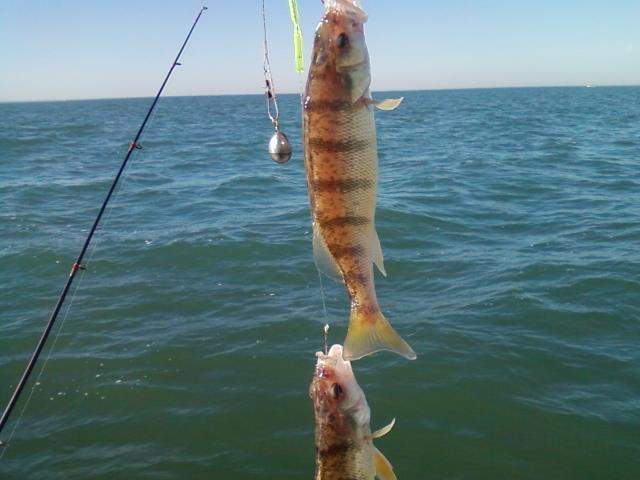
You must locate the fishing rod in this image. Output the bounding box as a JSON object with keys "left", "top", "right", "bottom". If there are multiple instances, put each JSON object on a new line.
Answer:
{"left": 0, "top": 5, "right": 208, "bottom": 443}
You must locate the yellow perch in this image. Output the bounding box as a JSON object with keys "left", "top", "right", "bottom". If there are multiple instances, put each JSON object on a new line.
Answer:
{"left": 310, "top": 344, "right": 398, "bottom": 480}
{"left": 303, "top": 0, "right": 415, "bottom": 360}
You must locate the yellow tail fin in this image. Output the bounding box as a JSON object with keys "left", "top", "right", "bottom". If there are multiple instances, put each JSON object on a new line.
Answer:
{"left": 343, "top": 308, "right": 416, "bottom": 361}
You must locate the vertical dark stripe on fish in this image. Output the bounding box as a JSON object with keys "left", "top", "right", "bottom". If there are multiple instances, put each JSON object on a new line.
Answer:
{"left": 328, "top": 243, "right": 366, "bottom": 259}
{"left": 308, "top": 138, "right": 371, "bottom": 153}
{"left": 312, "top": 179, "right": 374, "bottom": 193}
{"left": 305, "top": 99, "right": 367, "bottom": 113}
{"left": 343, "top": 271, "right": 369, "bottom": 287}
{"left": 316, "top": 442, "right": 352, "bottom": 458}
{"left": 319, "top": 216, "right": 371, "bottom": 228}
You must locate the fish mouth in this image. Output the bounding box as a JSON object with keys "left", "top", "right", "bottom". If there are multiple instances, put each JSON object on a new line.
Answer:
{"left": 311, "top": 344, "right": 369, "bottom": 417}
{"left": 314, "top": 344, "right": 345, "bottom": 378}
{"left": 314, "top": 358, "right": 331, "bottom": 379}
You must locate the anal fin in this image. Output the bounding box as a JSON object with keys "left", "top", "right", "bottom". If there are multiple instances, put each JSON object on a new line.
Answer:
{"left": 313, "top": 226, "right": 343, "bottom": 282}
{"left": 371, "top": 227, "right": 386, "bottom": 277}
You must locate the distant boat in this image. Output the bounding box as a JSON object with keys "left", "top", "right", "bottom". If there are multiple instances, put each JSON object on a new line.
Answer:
{"left": 585, "top": 84, "right": 593, "bottom": 88}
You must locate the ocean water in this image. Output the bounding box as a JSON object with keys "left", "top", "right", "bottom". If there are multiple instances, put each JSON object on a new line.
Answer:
{"left": 1, "top": 87, "right": 639, "bottom": 479}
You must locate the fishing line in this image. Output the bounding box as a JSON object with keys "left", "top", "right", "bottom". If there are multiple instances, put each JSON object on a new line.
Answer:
{"left": 0, "top": 265, "right": 88, "bottom": 458}
{"left": 323, "top": 324, "right": 329, "bottom": 356}
{"left": 0, "top": 140, "right": 134, "bottom": 454}
{"left": 260, "top": 1, "right": 327, "bottom": 348}
{"left": 261, "top": 0, "right": 292, "bottom": 164}
{"left": 0, "top": 97, "right": 154, "bottom": 454}
{"left": 261, "top": 1, "right": 327, "bottom": 348}
{"left": 262, "top": 1, "right": 279, "bottom": 127}
{"left": 288, "top": 0, "right": 330, "bottom": 346}
{"left": 317, "top": 271, "right": 329, "bottom": 319}
{"left": 5, "top": 109, "right": 163, "bottom": 452}
{"left": 0, "top": 5, "right": 208, "bottom": 444}
{"left": 317, "top": 270, "right": 332, "bottom": 351}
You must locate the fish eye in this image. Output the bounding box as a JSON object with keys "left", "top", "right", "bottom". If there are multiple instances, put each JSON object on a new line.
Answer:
{"left": 336, "top": 33, "right": 349, "bottom": 49}
{"left": 331, "top": 383, "right": 343, "bottom": 399}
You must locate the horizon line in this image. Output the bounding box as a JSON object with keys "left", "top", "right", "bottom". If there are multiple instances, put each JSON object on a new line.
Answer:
{"left": 1, "top": 83, "right": 639, "bottom": 105}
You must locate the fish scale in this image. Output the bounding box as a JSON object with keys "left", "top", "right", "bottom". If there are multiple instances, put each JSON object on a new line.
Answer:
{"left": 303, "top": 0, "right": 415, "bottom": 361}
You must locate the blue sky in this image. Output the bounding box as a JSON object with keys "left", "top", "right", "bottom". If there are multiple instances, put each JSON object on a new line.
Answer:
{"left": 1, "top": 0, "right": 639, "bottom": 101}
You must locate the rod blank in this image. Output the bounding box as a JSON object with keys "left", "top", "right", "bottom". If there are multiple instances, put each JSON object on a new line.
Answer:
{"left": 0, "top": 6, "right": 208, "bottom": 441}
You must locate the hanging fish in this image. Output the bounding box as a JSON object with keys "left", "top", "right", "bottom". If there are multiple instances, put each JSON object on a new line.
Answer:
{"left": 303, "top": 0, "right": 415, "bottom": 360}
{"left": 310, "top": 344, "right": 398, "bottom": 480}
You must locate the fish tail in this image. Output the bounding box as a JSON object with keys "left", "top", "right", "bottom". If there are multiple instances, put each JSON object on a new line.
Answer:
{"left": 343, "top": 307, "right": 416, "bottom": 361}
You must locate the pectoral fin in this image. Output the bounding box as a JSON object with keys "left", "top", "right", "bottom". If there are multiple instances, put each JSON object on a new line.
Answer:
{"left": 313, "top": 226, "right": 343, "bottom": 282}
{"left": 374, "top": 97, "right": 404, "bottom": 111}
{"left": 374, "top": 446, "right": 397, "bottom": 480}
{"left": 372, "top": 418, "right": 395, "bottom": 439}
{"left": 371, "top": 227, "right": 386, "bottom": 277}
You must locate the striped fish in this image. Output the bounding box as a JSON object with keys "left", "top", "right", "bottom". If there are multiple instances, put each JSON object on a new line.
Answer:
{"left": 303, "top": 0, "right": 415, "bottom": 361}
{"left": 310, "top": 344, "right": 398, "bottom": 480}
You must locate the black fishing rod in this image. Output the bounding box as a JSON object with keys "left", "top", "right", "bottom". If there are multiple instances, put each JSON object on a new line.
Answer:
{"left": 0, "top": 6, "right": 208, "bottom": 443}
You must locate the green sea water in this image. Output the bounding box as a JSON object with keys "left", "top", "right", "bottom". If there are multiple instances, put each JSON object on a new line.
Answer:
{"left": 1, "top": 87, "right": 639, "bottom": 479}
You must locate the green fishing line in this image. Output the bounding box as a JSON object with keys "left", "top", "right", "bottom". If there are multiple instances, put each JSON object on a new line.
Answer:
{"left": 288, "top": 0, "right": 304, "bottom": 72}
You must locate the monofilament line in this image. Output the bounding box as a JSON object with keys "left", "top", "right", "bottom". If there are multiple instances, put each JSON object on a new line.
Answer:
{"left": 317, "top": 270, "right": 330, "bottom": 353}
{"left": 0, "top": 4, "right": 208, "bottom": 441}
